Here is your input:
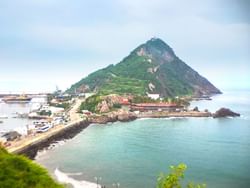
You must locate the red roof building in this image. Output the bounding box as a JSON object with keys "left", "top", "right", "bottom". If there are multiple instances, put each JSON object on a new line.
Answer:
{"left": 120, "top": 98, "right": 130, "bottom": 105}
{"left": 131, "top": 102, "right": 183, "bottom": 112}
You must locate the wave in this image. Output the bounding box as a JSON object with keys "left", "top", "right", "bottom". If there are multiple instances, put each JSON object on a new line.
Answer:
{"left": 163, "top": 117, "right": 188, "bottom": 120}
{"left": 239, "top": 115, "right": 250, "bottom": 121}
{"left": 137, "top": 118, "right": 155, "bottom": 121}
{"left": 54, "top": 168, "right": 101, "bottom": 188}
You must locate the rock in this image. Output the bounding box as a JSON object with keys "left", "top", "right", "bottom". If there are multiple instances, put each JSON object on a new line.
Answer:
{"left": 89, "top": 115, "right": 112, "bottom": 124}
{"left": 193, "top": 106, "right": 199, "bottom": 112}
{"left": 89, "top": 109, "right": 137, "bottom": 124}
{"left": 117, "top": 112, "right": 137, "bottom": 122}
{"left": 116, "top": 109, "right": 137, "bottom": 122}
{"left": 213, "top": 108, "right": 240, "bottom": 118}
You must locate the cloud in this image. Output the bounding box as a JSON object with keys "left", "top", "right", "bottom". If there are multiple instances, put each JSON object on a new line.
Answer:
{"left": 0, "top": 0, "right": 249, "bottom": 91}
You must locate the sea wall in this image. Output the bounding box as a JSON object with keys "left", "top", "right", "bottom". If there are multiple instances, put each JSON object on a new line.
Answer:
{"left": 14, "top": 120, "right": 90, "bottom": 159}
{"left": 12, "top": 110, "right": 211, "bottom": 159}
{"left": 137, "top": 111, "right": 212, "bottom": 118}
{"left": 13, "top": 112, "right": 136, "bottom": 159}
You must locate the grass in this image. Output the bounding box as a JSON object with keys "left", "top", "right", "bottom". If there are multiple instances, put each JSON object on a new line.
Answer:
{"left": 0, "top": 147, "right": 64, "bottom": 188}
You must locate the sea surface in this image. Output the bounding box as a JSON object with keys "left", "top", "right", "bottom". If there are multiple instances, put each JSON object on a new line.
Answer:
{"left": 35, "top": 90, "right": 250, "bottom": 187}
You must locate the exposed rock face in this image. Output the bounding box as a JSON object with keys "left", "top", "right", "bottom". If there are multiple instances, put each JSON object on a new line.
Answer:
{"left": 95, "top": 94, "right": 130, "bottom": 113}
{"left": 97, "top": 100, "right": 110, "bottom": 113}
{"left": 213, "top": 108, "right": 240, "bottom": 118}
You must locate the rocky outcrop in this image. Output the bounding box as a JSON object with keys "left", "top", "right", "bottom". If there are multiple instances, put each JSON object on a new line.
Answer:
{"left": 88, "top": 115, "right": 116, "bottom": 124}
{"left": 89, "top": 109, "right": 137, "bottom": 124}
{"left": 95, "top": 94, "right": 131, "bottom": 113}
{"left": 96, "top": 100, "right": 110, "bottom": 113}
{"left": 116, "top": 110, "right": 137, "bottom": 122}
{"left": 213, "top": 108, "right": 240, "bottom": 118}
{"left": 192, "top": 106, "right": 199, "bottom": 112}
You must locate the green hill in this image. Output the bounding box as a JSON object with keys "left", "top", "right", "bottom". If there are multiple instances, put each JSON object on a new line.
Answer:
{"left": 68, "top": 38, "right": 221, "bottom": 97}
{"left": 0, "top": 147, "right": 64, "bottom": 188}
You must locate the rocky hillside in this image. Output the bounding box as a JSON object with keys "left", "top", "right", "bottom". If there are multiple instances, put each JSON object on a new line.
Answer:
{"left": 68, "top": 38, "right": 221, "bottom": 97}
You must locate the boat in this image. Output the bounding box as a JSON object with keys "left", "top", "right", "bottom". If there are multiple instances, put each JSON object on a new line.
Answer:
{"left": 2, "top": 95, "right": 32, "bottom": 103}
{"left": 0, "top": 120, "right": 3, "bottom": 124}
{"left": 0, "top": 115, "right": 8, "bottom": 119}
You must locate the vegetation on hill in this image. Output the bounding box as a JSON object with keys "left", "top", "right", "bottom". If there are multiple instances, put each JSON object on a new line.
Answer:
{"left": 67, "top": 38, "right": 221, "bottom": 97}
{"left": 79, "top": 94, "right": 102, "bottom": 113}
{"left": 131, "top": 95, "right": 158, "bottom": 103}
{"left": 157, "top": 163, "right": 206, "bottom": 188}
{"left": 0, "top": 147, "right": 64, "bottom": 188}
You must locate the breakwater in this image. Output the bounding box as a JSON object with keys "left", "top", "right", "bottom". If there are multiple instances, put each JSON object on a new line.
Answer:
{"left": 8, "top": 110, "right": 214, "bottom": 159}
{"left": 10, "top": 120, "right": 90, "bottom": 159}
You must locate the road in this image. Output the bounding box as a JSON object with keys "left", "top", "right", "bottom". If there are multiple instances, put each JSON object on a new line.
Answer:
{"left": 7, "top": 97, "right": 85, "bottom": 154}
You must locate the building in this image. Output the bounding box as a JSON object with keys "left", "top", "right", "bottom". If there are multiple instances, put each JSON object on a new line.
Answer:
{"left": 120, "top": 98, "right": 130, "bottom": 105}
{"left": 2, "top": 131, "right": 21, "bottom": 141}
{"left": 131, "top": 103, "right": 183, "bottom": 112}
{"left": 147, "top": 94, "right": 160, "bottom": 100}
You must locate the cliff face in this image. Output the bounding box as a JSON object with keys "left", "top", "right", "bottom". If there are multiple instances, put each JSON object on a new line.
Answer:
{"left": 68, "top": 38, "right": 221, "bottom": 97}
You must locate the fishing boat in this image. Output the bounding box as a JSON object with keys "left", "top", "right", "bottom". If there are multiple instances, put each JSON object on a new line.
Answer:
{"left": 2, "top": 95, "right": 32, "bottom": 103}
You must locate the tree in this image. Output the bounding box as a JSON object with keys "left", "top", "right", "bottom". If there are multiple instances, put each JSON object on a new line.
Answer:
{"left": 157, "top": 163, "right": 206, "bottom": 188}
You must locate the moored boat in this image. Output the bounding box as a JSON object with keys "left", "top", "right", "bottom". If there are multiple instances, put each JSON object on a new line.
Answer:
{"left": 0, "top": 115, "right": 8, "bottom": 119}
{"left": 2, "top": 95, "right": 32, "bottom": 103}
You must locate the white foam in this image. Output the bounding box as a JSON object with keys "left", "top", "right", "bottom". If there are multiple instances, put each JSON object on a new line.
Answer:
{"left": 163, "top": 117, "right": 187, "bottom": 120}
{"left": 137, "top": 118, "right": 154, "bottom": 121}
{"left": 239, "top": 115, "right": 250, "bottom": 120}
{"left": 55, "top": 168, "right": 101, "bottom": 188}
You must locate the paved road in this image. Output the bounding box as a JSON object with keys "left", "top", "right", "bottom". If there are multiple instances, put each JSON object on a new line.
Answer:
{"left": 68, "top": 98, "right": 85, "bottom": 122}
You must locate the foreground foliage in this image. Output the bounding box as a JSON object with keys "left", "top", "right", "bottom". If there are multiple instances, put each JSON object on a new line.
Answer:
{"left": 157, "top": 163, "right": 206, "bottom": 188}
{"left": 0, "top": 147, "right": 64, "bottom": 188}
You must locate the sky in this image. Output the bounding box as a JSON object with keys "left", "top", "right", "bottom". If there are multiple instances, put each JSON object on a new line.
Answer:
{"left": 0, "top": 0, "right": 249, "bottom": 93}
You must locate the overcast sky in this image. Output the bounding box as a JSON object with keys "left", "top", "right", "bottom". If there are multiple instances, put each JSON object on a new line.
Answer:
{"left": 0, "top": 0, "right": 249, "bottom": 93}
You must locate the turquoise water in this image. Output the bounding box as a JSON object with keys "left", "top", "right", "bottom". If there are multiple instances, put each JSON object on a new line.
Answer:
{"left": 36, "top": 91, "right": 250, "bottom": 188}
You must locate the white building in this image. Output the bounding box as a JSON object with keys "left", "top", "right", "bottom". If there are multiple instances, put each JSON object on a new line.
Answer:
{"left": 147, "top": 94, "right": 160, "bottom": 100}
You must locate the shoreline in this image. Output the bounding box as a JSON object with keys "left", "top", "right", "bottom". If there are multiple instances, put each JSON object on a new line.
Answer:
{"left": 7, "top": 120, "right": 90, "bottom": 159}
{"left": 6, "top": 110, "right": 212, "bottom": 159}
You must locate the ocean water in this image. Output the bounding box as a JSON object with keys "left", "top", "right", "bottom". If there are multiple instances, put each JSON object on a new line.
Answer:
{"left": 36, "top": 90, "right": 250, "bottom": 188}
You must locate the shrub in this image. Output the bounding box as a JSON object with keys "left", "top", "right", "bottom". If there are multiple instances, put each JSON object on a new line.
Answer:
{"left": 0, "top": 147, "right": 64, "bottom": 188}
{"left": 157, "top": 163, "right": 206, "bottom": 188}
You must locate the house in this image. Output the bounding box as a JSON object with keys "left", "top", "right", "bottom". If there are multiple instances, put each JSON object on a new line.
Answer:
{"left": 131, "top": 103, "right": 183, "bottom": 112}
{"left": 2, "top": 131, "right": 21, "bottom": 141}
{"left": 120, "top": 98, "right": 130, "bottom": 105}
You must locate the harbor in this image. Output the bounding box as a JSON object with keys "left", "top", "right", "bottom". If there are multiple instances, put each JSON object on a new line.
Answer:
{"left": 0, "top": 94, "right": 216, "bottom": 160}
{"left": 0, "top": 94, "right": 86, "bottom": 157}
